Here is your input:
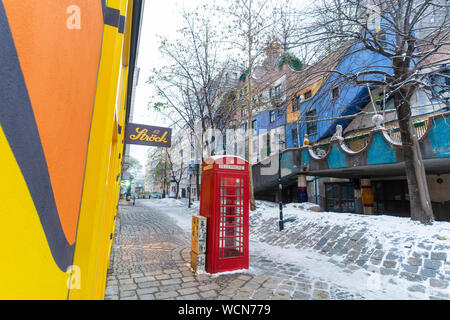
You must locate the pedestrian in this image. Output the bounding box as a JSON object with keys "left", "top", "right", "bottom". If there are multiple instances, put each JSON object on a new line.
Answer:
{"left": 132, "top": 193, "right": 136, "bottom": 206}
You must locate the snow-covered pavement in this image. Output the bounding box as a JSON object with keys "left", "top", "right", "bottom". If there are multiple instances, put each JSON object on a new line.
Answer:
{"left": 250, "top": 201, "right": 450, "bottom": 299}
{"left": 137, "top": 198, "right": 450, "bottom": 300}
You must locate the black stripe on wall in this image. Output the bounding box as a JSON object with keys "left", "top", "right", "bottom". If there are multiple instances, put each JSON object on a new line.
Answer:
{"left": 0, "top": 2, "right": 74, "bottom": 272}
{"left": 101, "top": 0, "right": 125, "bottom": 34}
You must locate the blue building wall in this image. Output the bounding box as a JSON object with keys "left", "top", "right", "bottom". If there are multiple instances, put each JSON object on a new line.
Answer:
{"left": 290, "top": 43, "right": 393, "bottom": 146}
{"left": 428, "top": 117, "right": 450, "bottom": 158}
{"left": 297, "top": 113, "right": 450, "bottom": 171}
{"left": 367, "top": 132, "right": 397, "bottom": 165}
{"left": 252, "top": 108, "right": 286, "bottom": 135}
{"left": 286, "top": 122, "right": 300, "bottom": 148}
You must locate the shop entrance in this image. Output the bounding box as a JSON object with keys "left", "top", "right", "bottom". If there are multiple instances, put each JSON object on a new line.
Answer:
{"left": 372, "top": 180, "right": 410, "bottom": 217}
{"left": 325, "top": 182, "right": 355, "bottom": 213}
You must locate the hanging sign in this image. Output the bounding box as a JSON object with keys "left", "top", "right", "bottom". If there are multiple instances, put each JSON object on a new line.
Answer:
{"left": 125, "top": 123, "right": 172, "bottom": 148}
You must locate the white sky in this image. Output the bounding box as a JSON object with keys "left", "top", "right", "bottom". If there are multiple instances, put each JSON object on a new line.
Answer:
{"left": 128, "top": 0, "right": 307, "bottom": 172}
{"left": 129, "top": 0, "right": 209, "bottom": 170}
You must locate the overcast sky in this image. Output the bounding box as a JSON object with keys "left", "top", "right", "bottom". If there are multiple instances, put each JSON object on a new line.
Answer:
{"left": 128, "top": 0, "right": 209, "bottom": 172}
{"left": 128, "top": 0, "right": 307, "bottom": 173}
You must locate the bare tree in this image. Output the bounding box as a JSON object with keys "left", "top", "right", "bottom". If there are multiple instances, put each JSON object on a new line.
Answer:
{"left": 217, "top": 0, "right": 281, "bottom": 211}
{"left": 148, "top": 149, "right": 170, "bottom": 196}
{"left": 271, "top": 0, "right": 305, "bottom": 55}
{"left": 166, "top": 150, "right": 186, "bottom": 199}
{"left": 148, "top": 7, "right": 237, "bottom": 162}
{"left": 293, "top": 0, "right": 450, "bottom": 224}
{"left": 126, "top": 156, "right": 143, "bottom": 178}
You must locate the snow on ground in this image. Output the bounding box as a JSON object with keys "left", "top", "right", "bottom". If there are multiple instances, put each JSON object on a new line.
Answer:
{"left": 251, "top": 241, "right": 423, "bottom": 299}
{"left": 210, "top": 268, "right": 255, "bottom": 278}
{"left": 146, "top": 198, "right": 450, "bottom": 250}
{"left": 252, "top": 200, "right": 450, "bottom": 253}
{"left": 250, "top": 200, "right": 450, "bottom": 299}
{"left": 143, "top": 198, "right": 199, "bottom": 232}
{"left": 140, "top": 198, "right": 450, "bottom": 299}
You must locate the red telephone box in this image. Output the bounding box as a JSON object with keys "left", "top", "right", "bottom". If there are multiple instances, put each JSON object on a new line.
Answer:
{"left": 200, "top": 156, "right": 249, "bottom": 274}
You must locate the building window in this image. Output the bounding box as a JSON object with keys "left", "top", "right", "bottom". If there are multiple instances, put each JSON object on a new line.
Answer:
{"left": 325, "top": 183, "right": 355, "bottom": 213}
{"left": 430, "top": 69, "right": 450, "bottom": 98}
{"left": 332, "top": 87, "right": 340, "bottom": 100}
{"left": 241, "top": 107, "right": 247, "bottom": 116}
{"left": 253, "top": 139, "right": 258, "bottom": 152}
{"left": 266, "top": 133, "right": 271, "bottom": 156}
{"left": 239, "top": 89, "right": 243, "bottom": 100}
{"left": 251, "top": 119, "right": 257, "bottom": 135}
{"left": 222, "top": 132, "right": 227, "bottom": 154}
{"left": 306, "top": 109, "right": 317, "bottom": 135}
{"left": 292, "top": 127, "right": 298, "bottom": 146}
{"left": 376, "top": 32, "right": 388, "bottom": 49}
{"left": 383, "top": 96, "right": 395, "bottom": 110}
{"left": 270, "top": 110, "right": 276, "bottom": 122}
{"left": 274, "top": 85, "right": 282, "bottom": 98}
{"left": 304, "top": 90, "right": 312, "bottom": 100}
{"left": 293, "top": 96, "right": 300, "bottom": 111}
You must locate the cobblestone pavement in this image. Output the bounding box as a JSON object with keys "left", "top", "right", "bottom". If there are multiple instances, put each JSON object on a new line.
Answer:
{"left": 250, "top": 203, "right": 450, "bottom": 300}
{"left": 105, "top": 201, "right": 363, "bottom": 300}
{"left": 105, "top": 200, "right": 450, "bottom": 300}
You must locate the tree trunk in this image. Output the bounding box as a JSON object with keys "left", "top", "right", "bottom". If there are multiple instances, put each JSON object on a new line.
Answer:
{"left": 395, "top": 92, "right": 434, "bottom": 224}
{"left": 247, "top": 3, "right": 256, "bottom": 211}
{"left": 247, "top": 103, "right": 256, "bottom": 211}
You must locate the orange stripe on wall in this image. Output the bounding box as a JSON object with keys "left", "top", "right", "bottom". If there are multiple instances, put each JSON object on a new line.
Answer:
{"left": 3, "top": 0, "right": 104, "bottom": 244}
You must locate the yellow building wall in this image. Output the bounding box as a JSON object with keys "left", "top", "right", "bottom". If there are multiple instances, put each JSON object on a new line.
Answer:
{"left": 287, "top": 80, "right": 325, "bottom": 123}
{"left": 69, "top": 0, "right": 134, "bottom": 300}
{"left": 0, "top": 0, "right": 139, "bottom": 299}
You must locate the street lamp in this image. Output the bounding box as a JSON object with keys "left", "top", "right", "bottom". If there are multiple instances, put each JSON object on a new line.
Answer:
{"left": 162, "top": 150, "right": 167, "bottom": 198}
{"left": 278, "top": 136, "right": 285, "bottom": 231}
{"left": 195, "top": 163, "right": 200, "bottom": 201}
{"left": 188, "top": 165, "right": 192, "bottom": 208}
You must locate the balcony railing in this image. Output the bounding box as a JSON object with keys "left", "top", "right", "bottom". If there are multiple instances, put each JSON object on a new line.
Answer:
{"left": 270, "top": 94, "right": 283, "bottom": 106}
{"left": 387, "top": 119, "right": 429, "bottom": 143}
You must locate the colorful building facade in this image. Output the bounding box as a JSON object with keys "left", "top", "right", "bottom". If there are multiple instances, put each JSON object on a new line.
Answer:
{"left": 249, "top": 42, "right": 450, "bottom": 220}
{"left": 0, "top": 0, "right": 144, "bottom": 299}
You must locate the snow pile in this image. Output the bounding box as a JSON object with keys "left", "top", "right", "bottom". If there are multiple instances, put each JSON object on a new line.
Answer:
{"left": 190, "top": 201, "right": 200, "bottom": 210}
{"left": 210, "top": 268, "right": 255, "bottom": 278}
{"left": 251, "top": 200, "right": 450, "bottom": 251}
{"left": 249, "top": 200, "right": 450, "bottom": 299}
{"left": 141, "top": 198, "right": 450, "bottom": 299}
{"left": 150, "top": 198, "right": 186, "bottom": 207}
{"left": 251, "top": 241, "right": 433, "bottom": 300}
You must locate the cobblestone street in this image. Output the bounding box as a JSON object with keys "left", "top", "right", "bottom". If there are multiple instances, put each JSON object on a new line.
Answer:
{"left": 105, "top": 199, "right": 450, "bottom": 300}
{"left": 105, "top": 200, "right": 361, "bottom": 300}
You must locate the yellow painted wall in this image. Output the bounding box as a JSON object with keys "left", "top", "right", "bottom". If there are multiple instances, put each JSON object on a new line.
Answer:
{"left": 0, "top": 127, "right": 70, "bottom": 299}
{"left": 287, "top": 80, "right": 325, "bottom": 123}
{"left": 69, "top": 0, "right": 133, "bottom": 300}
